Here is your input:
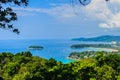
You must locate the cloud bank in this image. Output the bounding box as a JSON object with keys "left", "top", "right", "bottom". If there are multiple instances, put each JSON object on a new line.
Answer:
{"left": 13, "top": 0, "right": 120, "bottom": 29}
{"left": 82, "top": 0, "right": 120, "bottom": 29}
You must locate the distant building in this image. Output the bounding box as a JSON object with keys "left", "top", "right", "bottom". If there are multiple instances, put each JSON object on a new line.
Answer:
{"left": 112, "top": 41, "right": 117, "bottom": 45}
{"left": 111, "top": 41, "right": 120, "bottom": 46}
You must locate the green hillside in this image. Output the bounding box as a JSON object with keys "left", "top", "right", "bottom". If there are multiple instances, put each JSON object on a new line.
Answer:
{"left": 72, "top": 35, "right": 120, "bottom": 42}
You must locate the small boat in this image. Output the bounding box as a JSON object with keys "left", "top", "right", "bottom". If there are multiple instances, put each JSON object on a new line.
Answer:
{"left": 28, "top": 46, "right": 44, "bottom": 50}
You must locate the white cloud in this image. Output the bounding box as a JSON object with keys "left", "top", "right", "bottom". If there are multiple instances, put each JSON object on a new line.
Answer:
{"left": 99, "top": 12, "right": 120, "bottom": 28}
{"left": 83, "top": 0, "right": 112, "bottom": 20}
{"left": 13, "top": 4, "right": 77, "bottom": 18}
{"left": 110, "top": 0, "right": 120, "bottom": 3}
{"left": 13, "top": 0, "right": 120, "bottom": 29}
{"left": 82, "top": 0, "right": 120, "bottom": 29}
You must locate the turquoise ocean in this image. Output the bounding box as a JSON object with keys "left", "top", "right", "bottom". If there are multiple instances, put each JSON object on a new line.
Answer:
{"left": 0, "top": 39, "right": 111, "bottom": 64}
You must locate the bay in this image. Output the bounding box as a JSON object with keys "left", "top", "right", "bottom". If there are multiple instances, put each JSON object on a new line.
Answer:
{"left": 0, "top": 39, "right": 112, "bottom": 64}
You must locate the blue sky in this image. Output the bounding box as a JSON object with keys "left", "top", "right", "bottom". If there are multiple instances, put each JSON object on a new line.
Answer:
{"left": 0, "top": 0, "right": 120, "bottom": 39}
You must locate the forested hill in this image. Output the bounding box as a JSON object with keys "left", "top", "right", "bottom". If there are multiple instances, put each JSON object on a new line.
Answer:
{"left": 1, "top": 51, "right": 120, "bottom": 79}
{"left": 72, "top": 35, "right": 120, "bottom": 42}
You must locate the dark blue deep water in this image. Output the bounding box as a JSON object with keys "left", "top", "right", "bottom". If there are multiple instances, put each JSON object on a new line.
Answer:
{"left": 0, "top": 39, "right": 111, "bottom": 64}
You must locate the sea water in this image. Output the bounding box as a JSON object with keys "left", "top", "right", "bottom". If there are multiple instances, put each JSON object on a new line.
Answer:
{"left": 0, "top": 39, "right": 111, "bottom": 64}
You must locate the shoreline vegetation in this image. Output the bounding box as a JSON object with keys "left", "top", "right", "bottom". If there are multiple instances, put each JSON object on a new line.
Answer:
{"left": 68, "top": 51, "right": 120, "bottom": 60}
{"left": 69, "top": 43, "right": 120, "bottom": 60}
{"left": 71, "top": 43, "right": 120, "bottom": 50}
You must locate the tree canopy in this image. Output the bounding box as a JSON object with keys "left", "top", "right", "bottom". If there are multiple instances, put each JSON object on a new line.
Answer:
{"left": 0, "top": 51, "right": 120, "bottom": 80}
{"left": 0, "top": 0, "right": 28, "bottom": 34}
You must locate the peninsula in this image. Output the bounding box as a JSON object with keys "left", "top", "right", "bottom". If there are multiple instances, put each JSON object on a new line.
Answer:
{"left": 72, "top": 35, "right": 120, "bottom": 42}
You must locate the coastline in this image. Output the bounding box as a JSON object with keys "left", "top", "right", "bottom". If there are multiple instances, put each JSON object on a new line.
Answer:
{"left": 105, "top": 48, "right": 118, "bottom": 52}
{"left": 93, "top": 47, "right": 119, "bottom": 52}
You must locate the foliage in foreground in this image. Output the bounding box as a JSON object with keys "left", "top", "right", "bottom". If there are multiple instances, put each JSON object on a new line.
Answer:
{"left": 0, "top": 0, "right": 28, "bottom": 34}
{"left": 0, "top": 51, "right": 120, "bottom": 80}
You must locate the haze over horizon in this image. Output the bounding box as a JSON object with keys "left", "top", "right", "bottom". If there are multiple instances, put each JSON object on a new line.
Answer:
{"left": 0, "top": 0, "right": 120, "bottom": 40}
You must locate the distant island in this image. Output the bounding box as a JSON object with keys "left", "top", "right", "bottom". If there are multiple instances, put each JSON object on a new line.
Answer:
{"left": 28, "top": 46, "right": 44, "bottom": 50}
{"left": 72, "top": 35, "right": 120, "bottom": 42}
